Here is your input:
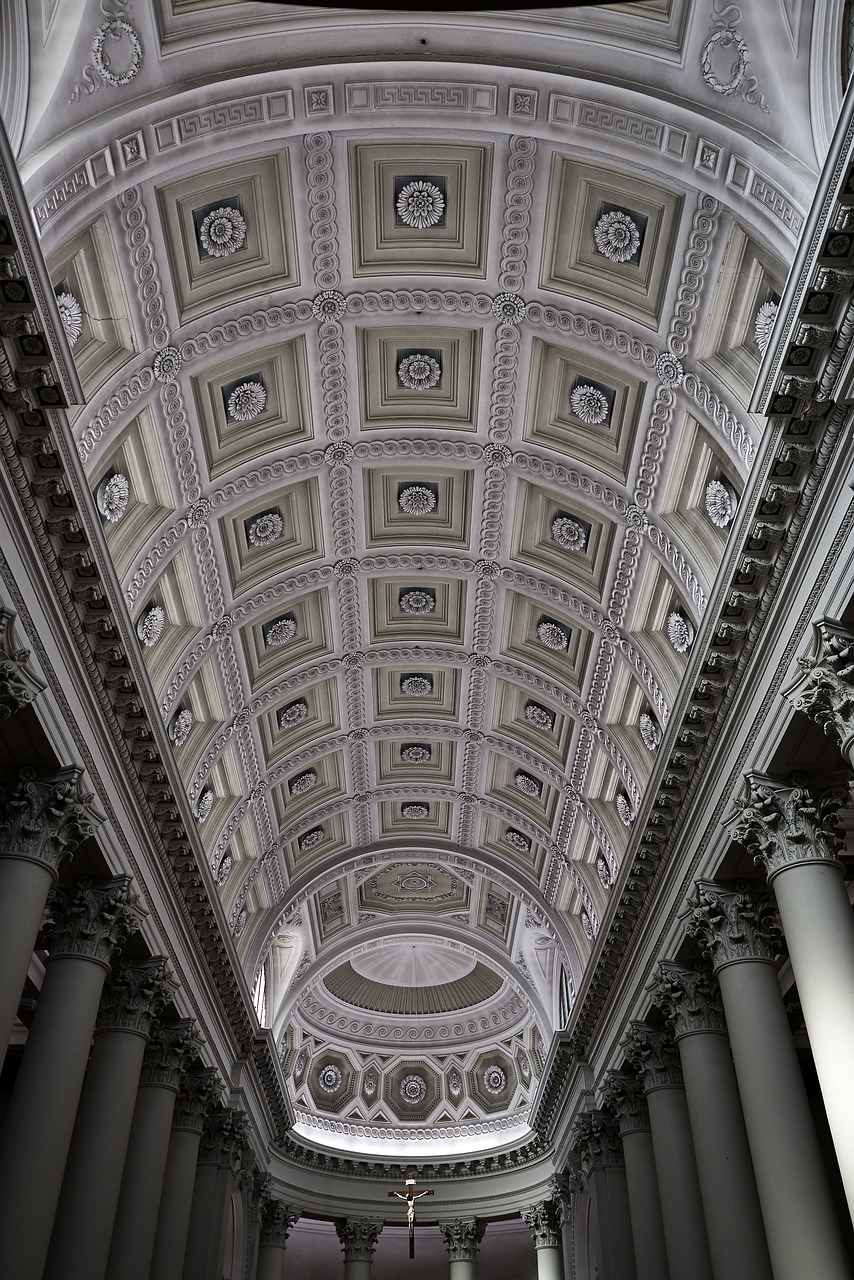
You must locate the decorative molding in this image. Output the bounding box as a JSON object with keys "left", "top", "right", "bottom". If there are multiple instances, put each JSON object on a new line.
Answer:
{"left": 498, "top": 135, "right": 537, "bottom": 294}
{"left": 97, "top": 956, "right": 175, "bottom": 1035}
{"left": 600, "top": 1070, "right": 650, "bottom": 1135}
{"left": 118, "top": 187, "right": 169, "bottom": 353}
{"left": 304, "top": 133, "right": 340, "bottom": 290}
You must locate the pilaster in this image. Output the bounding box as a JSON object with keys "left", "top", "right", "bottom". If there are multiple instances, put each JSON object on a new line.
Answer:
{"left": 650, "top": 962, "right": 726, "bottom": 1036}
{"left": 680, "top": 881, "right": 781, "bottom": 970}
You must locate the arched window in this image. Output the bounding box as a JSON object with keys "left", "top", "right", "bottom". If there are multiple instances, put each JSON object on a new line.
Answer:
{"left": 252, "top": 963, "right": 267, "bottom": 1026}
{"left": 559, "top": 966, "right": 574, "bottom": 1028}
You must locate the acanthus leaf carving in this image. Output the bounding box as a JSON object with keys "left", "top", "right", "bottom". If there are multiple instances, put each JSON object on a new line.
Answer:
{"left": 680, "top": 881, "right": 783, "bottom": 969}
{"left": 728, "top": 772, "right": 848, "bottom": 876}
{"left": 649, "top": 961, "right": 725, "bottom": 1036}
{"left": 438, "top": 1218, "right": 485, "bottom": 1262}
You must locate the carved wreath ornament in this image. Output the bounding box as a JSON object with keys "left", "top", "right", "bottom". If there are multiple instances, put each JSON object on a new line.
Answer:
{"left": 92, "top": 20, "right": 143, "bottom": 87}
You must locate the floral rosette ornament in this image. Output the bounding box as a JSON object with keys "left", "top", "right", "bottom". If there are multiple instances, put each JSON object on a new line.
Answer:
{"left": 593, "top": 209, "right": 641, "bottom": 263}
{"left": 137, "top": 603, "right": 165, "bottom": 647}
{"left": 638, "top": 711, "right": 661, "bottom": 750}
{"left": 399, "top": 589, "right": 435, "bottom": 616}
{"left": 199, "top": 206, "right": 247, "bottom": 258}
{"left": 289, "top": 770, "right": 317, "bottom": 796}
{"left": 705, "top": 478, "right": 738, "bottom": 528}
{"left": 400, "top": 1074, "right": 427, "bottom": 1103}
{"left": 398, "top": 485, "right": 437, "bottom": 515}
{"left": 299, "top": 827, "right": 325, "bottom": 852}
{"left": 56, "top": 292, "right": 82, "bottom": 347}
{"left": 537, "top": 619, "right": 570, "bottom": 651}
{"left": 278, "top": 700, "right": 308, "bottom": 728}
{"left": 215, "top": 853, "right": 232, "bottom": 887}
{"left": 169, "top": 707, "right": 194, "bottom": 746}
{"left": 398, "top": 353, "right": 441, "bottom": 391}
{"left": 616, "top": 793, "right": 634, "bottom": 826}
{"left": 551, "top": 515, "right": 586, "bottom": 551}
{"left": 401, "top": 675, "right": 432, "bottom": 697}
{"left": 266, "top": 617, "right": 297, "bottom": 647}
{"left": 396, "top": 180, "right": 445, "bottom": 229}
{"left": 492, "top": 293, "right": 527, "bottom": 323}
{"left": 597, "top": 855, "right": 612, "bottom": 889}
{"left": 570, "top": 383, "right": 609, "bottom": 425}
{"left": 153, "top": 346, "right": 181, "bottom": 383}
{"left": 227, "top": 381, "right": 266, "bottom": 422}
{"left": 312, "top": 289, "right": 346, "bottom": 322}
{"left": 505, "top": 828, "right": 531, "bottom": 854}
{"left": 319, "top": 1064, "right": 342, "bottom": 1092}
{"left": 754, "top": 300, "right": 779, "bottom": 354}
{"left": 401, "top": 745, "right": 432, "bottom": 764}
{"left": 248, "top": 510, "right": 283, "bottom": 548}
{"left": 483, "top": 1065, "right": 506, "bottom": 1094}
{"left": 402, "top": 803, "right": 429, "bottom": 820}
{"left": 96, "top": 473, "right": 130, "bottom": 523}
{"left": 195, "top": 788, "right": 214, "bottom": 823}
{"left": 667, "top": 611, "right": 694, "bottom": 654}
{"left": 515, "top": 771, "right": 541, "bottom": 798}
{"left": 525, "top": 703, "right": 555, "bottom": 731}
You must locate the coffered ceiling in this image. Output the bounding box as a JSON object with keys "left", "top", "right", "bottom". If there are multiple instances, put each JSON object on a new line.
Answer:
{"left": 13, "top": 0, "right": 831, "bottom": 1157}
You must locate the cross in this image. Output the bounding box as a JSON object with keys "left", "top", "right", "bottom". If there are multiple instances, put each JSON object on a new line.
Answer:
{"left": 388, "top": 1168, "right": 434, "bottom": 1258}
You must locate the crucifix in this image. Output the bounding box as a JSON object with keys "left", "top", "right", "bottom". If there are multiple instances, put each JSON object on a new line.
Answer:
{"left": 388, "top": 1169, "right": 434, "bottom": 1258}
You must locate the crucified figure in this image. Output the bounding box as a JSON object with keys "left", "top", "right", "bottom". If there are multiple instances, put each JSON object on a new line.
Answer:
{"left": 388, "top": 1171, "right": 434, "bottom": 1258}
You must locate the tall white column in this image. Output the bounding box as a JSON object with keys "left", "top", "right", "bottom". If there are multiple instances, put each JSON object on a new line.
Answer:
{"left": 601, "top": 1072, "right": 670, "bottom": 1280}
{"left": 569, "top": 1114, "right": 637, "bottom": 1280}
{"left": 623, "top": 1023, "right": 712, "bottom": 1280}
{"left": 730, "top": 772, "right": 854, "bottom": 1222}
{"left": 683, "top": 881, "right": 852, "bottom": 1280}
{"left": 651, "top": 962, "right": 772, "bottom": 1280}
{"left": 183, "top": 1108, "right": 249, "bottom": 1280}
{"left": 0, "top": 876, "right": 141, "bottom": 1280}
{"left": 256, "top": 1198, "right": 299, "bottom": 1280}
{"left": 521, "top": 1200, "right": 565, "bottom": 1280}
{"left": 335, "top": 1218, "right": 383, "bottom": 1280}
{"left": 439, "top": 1218, "right": 484, "bottom": 1280}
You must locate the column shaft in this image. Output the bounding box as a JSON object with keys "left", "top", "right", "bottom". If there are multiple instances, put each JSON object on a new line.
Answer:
{"left": 105, "top": 1082, "right": 178, "bottom": 1280}
{"left": 0, "top": 953, "right": 108, "bottom": 1280}
{"left": 0, "top": 855, "right": 52, "bottom": 1051}
{"left": 344, "top": 1261, "right": 373, "bottom": 1280}
{"left": 646, "top": 1086, "right": 713, "bottom": 1280}
{"left": 448, "top": 1263, "right": 475, "bottom": 1280}
{"left": 676, "top": 1029, "right": 772, "bottom": 1280}
{"left": 535, "top": 1245, "right": 565, "bottom": 1280}
{"left": 772, "top": 859, "right": 854, "bottom": 1218}
{"left": 588, "top": 1165, "right": 637, "bottom": 1280}
{"left": 620, "top": 1129, "right": 669, "bottom": 1280}
{"left": 256, "top": 1244, "right": 285, "bottom": 1280}
{"left": 183, "top": 1162, "right": 235, "bottom": 1280}
{"left": 149, "top": 1127, "right": 204, "bottom": 1280}
{"left": 717, "top": 958, "right": 851, "bottom": 1280}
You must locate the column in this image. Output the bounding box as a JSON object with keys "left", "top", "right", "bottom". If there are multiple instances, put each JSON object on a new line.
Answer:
{"left": 438, "top": 1219, "right": 484, "bottom": 1280}
{"left": 43, "top": 957, "right": 174, "bottom": 1280}
{"left": 650, "top": 962, "right": 772, "bottom": 1280}
{"left": 0, "top": 875, "right": 142, "bottom": 1280}
{"left": 149, "top": 1069, "right": 222, "bottom": 1280}
{"left": 105, "top": 1020, "right": 201, "bottom": 1280}
{"left": 0, "top": 767, "right": 100, "bottom": 1053}
{"left": 569, "top": 1112, "right": 636, "bottom": 1280}
{"left": 335, "top": 1218, "right": 383, "bottom": 1280}
{"left": 623, "top": 1023, "right": 712, "bottom": 1280}
{"left": 682, "top": 881, "right": 851, "bottom": 1280}
{"left": 601, "top": 1072, "right": 670, "bottom": 1280}
{"left": 243, "top": 1166, "right": 271, "bottom": 1280}
{"left": 182, "top": 1108, "right": 249, "bottom": 1280}
{"left": 521, "top": 1200, "right": 566, "bottom": 1280}
{"left": 256, "top": 1198, "right": 299, "bottom": 1280}
{"left": 730, "top": 771, "right": 854, "bottom": 1220}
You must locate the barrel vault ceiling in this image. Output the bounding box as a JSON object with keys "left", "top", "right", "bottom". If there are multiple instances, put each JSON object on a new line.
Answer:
{"left": 12, "top": 0, "right": 828, "bottom": 1156}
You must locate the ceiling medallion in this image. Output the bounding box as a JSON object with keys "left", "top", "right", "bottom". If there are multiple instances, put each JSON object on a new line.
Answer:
{"left": 401, "top": 675, "right": 433, "bottom": 696}
{"left": 492, "top": 293, "right": 528, "bottom": 324}
{"left": 505, "top": 827, "right": 532, "bottom": 854}
{"left": 401, "top": 744, "right": 432, "bottom": 764}
{"left": 195, "top": 788, "right": 214, "bottom": 823}
{"left": 215, "top": 852, "right": 232, "bottom": 887}
{"left": 312, "top": 289, "right": 346, "bottom": 322}
{"left": 211, "top": 615, "right": 233, "bottom": 641}
{"left": 187, "top": 499, "right": 211, "bottom": 526}
{"left": 169, "top": 707, "right": 194, "bottom": 746}
{"left": 227, "top": 380, "right": 267, "bottom": 422}
{"left": 92, "top": 19, "right": 143, "bottom": 87}
{"left": 449, "top": 1071, "right": 463, "bottom": 1097}
{"left": 616, "top": 794, "right": 634, "bottom": 825}
{"left": 399, "top": 589, "right": 435, "bottom": 616}
{"left": 705, "top": 478, "right": 738, "bottom": 527}
{"left": 483, "top": 443, "right": 512, "bottom": 468}
{"left": 550, "top": 514, "right": 586, "bottom": 551}
{"left": 396, "top": 180, "right": 445, "bottom": 229}
{"left": 324, "top": 441, "right": 354, "bottom": 465}
{"left": 56, "top": 291, "right": 82, "bottom": 347}
{"left": 399, "top": 485, "right": 437, "bottom": 515}
{"left": 638, "top": 711, "right": 661, "bottom": 750}
{"left": 402, "top": 803, "right": 429, "bottom": 820}
{"left": 593, "top": 209, "right": 641, "bottom": 264}
{"left": 398, "top": 353, "right": 441, "bottom": 391}
{"left": 248, "top": 510, "right": 284, "bottom": 548}
{"left": 395, "top": 870, "right": 435, "bottom": 891}
{"left": 515, "top": 771, "right": 542, "bottom": 798}
{"left": 96, "top": 472, "right": 130, "bottom": 523}
{"left": 570, "top": 383, "right": 609, "bottom": 425}
{"left": 400, "top": 1074, "right": 428, "bottom": 1104}
{"left": 289, "top": 769, "right": 317, "bottom": 797}
{"left": 319, "top": 1063, "right": 343, "bottom": 1093}
{"left": 137, "top": 603, "right": 165, "bottom": 647}
{"left": 666, "top": 611, "right": 694, "bottom": 654}
{"left": 364, "top": 1072, "right": 377, "bottom": 1096}
{"left": 199, "top": 206, "right": 247, "bottom": 258}
{"left": 596, "top": 854, "right": 612, "bottom": 889}
{"left": 152, "top": 346, "right": 181, "bottom": 382}
{"left": 536, "top": 619, "right": 570, "bottom": 652}
{"left": 656, "top": 351, "right": 684, "bottom": 388}
{"left": 334, "top": 558, "right": 360, "bottom": 577}
{"left": 754, "top": 300, "right": 779, "bottom": 354}
{"left": 525, "top": 702, "right": 555, "bottom": 732}
{"left": 278, "top": 699, "right": 308, "bottom": 729}
{"left": 265, "top": 616, "right": 297, "bottom": 647}
{"left": 581, "top": 910, "right": 595, "bottom": 941}
{"left": 483, "top": 1065, "right": 506, "bottom": 1094}
{"left": 299, "top": 826, "right": 325, "bottom": 852}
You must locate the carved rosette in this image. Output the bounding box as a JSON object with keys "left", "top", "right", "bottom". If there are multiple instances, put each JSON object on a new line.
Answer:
{"left": 140, "top": 1018, "right": 202, "bottom": 1089}
{"left": 198, "top": 1107, "right": 250, "bottom": 1170}
{"left": 600, "top": 1070, "right": 650, "bottom": 1135}
{"left": 622, "top": 1023, "right": 683, "bottom": 1091}
{"left": 438, "top": 1218, "right": 485, "bottom": 1262}
{"left": 260, "top": 1197, "right": 299, "bottom": 1248}
{"left": 680, "top": 881, "right": 782, "bottom": 970}
{"left": 0, "top": 608, "right": 44, "bottom": 720}
{"left": 46, "top": 875, "right": 143, "bottom": 965}
{"left": 96, "top": 956, "right": 175, "bottom": 1036}
{"left": 172, "top": 1068, "right": 222, "bottom": 1133}
{"left": 521, "top": 1199, "right": 562, "bottom": 1249}
{"left": 571, "top": 1110, "right": 624, "bottom": 1169}
{"left": 728, "top": 772, "right": 848, "bottom": 878}
{"left": 650, "top": 962, "right": 726, "bottom": 1037}
{"left": 785, "top": 620, "right": 854, "bottom": 757}
{"left": 0, "top": 767, "right": 101, "bottom": 877}
{"left": 335, "top": 1218, "right": 383, "bottom": 1262}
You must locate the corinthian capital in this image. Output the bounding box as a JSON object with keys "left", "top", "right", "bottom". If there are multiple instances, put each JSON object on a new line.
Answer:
{"left": 650, "top": 962, "right": 725, "bottom": 1036}
{"left": 335, "top": 1218, "right": 383, "bottom": 1263}
{"left": 198, "top": 1107, "right": 250, "bottom": 1170}
{"left": 728, "top": 772, "right": 847, "bottom": 877}
{"left": 0, "top": 608, "right": 44, "bottom": 719}
{"left": 0, "top": 767, "right": 101, "bottom": 876}
{"left": 521, "top": 1199, "right": 562, "bottom": 1248}
{"left": 260, "top": 1197, "right": 299, "bottom": 1248}
{"left": 97, "top": 956, "right": 176, "bottom": 1036}
{"left": 680, "top": 881, "right": 782, "bottom": 970}
{"left": 784, "top": 619, "right": 854, "bottom": 755}
{"left": 140, "top": 1018, "right": 202, "bottom": 1089}
{"left": 439, "top": 1219, "right": 484, "bottom": 1262}
{"left": 571, "top": 1109, "right": 624, "bottom": 1169}
{"left": 622, "top": 1023, "right": 682, "bottom": 1090}
{"left": 600, "top": 1071, "right": 650, "bottom": 1134}
{"left": 173, "top": 1067, "right": 222, "bottom": 1133}
{"left": 47, "top": 875, "right": 144, "bottom": 965}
